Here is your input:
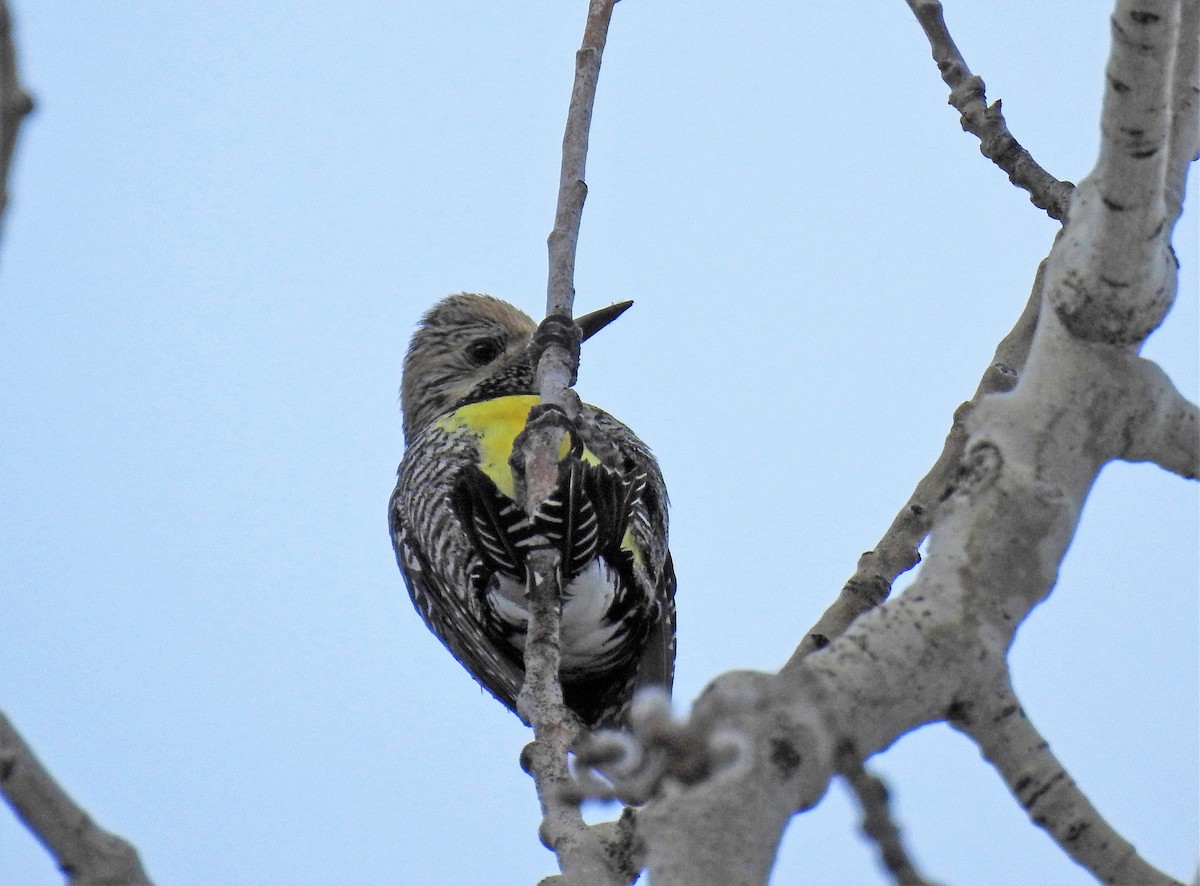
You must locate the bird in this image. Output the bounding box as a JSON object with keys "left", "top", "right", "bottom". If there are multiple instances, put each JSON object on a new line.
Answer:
{"left": 389, "top": 293, "right": 675, "bottom": 729}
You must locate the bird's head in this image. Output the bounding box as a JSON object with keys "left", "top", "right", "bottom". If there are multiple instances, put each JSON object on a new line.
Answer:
{"left": 400, "top": 293, "right": 631, "bottom": 442}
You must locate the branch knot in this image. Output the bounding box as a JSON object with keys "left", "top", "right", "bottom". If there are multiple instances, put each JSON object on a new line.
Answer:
{"left": 532, "top": 313, "right": 584, "bottom": 387}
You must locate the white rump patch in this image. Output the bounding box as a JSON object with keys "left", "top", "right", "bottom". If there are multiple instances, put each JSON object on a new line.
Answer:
{"left": 488, "top": 559, "right": 623, "bottom": 676}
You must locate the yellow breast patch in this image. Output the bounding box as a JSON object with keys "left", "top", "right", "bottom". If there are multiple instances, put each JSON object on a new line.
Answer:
{"left": 435, "top": 395, "right": 599, "bottom": 500}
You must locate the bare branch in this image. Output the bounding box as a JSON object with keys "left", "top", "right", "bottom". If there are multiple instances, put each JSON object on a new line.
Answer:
{"left": 518, "top": 550, "right": 634, "bottom": 886}
{"left": 513, "top": 2, "right": 627, "bottom": 883}
{"left": 905, "top": 0, "right": 1074, "bottom": 220}
{"left": 792, "top": 0, "right": 1195, "bottom": 658}
{"left": 0, "top": 712, "right": 155, "bottom": 886}
{"left": 637, "top": 2, "right": 1194, "bottom": 883}
{"left": 538, "top": 0, "right": 619, "bottom": 415}
{"left": 950, "top": 681, "right": 1184, "bottom": 886}
{"left": 0, "top": 0, "right": 33, "bottom": 248}
{"left": 837, "top": 748, "right": 939, "bottom": 886}
{"left": 1164, "top": 0, "right": 1198, "bottom": 230}
{"left": 1048, "top": 0, "right": 1186, "bottom": 346}
{"left": 649, "top": 218, "right": 1190, "bottom": 881}
{"left": 516, "top": 0, "right": 618, "bottom": 511}
{"left": 1118, "top": 356, "right": 1200, "bottom": 478}
{"left": 642, "top": 332, "right": 1186, "bottom": 877}
{"left": 0, "top": 8, "right": 155, "bottom": 884}
{"left": 783, "top": 261, "right": 1044, "bottom": 671}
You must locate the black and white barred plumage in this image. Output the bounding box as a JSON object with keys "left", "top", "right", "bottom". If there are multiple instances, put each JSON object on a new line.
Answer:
{"left": 389, "top": 294, "right": 675, "bottom": 728}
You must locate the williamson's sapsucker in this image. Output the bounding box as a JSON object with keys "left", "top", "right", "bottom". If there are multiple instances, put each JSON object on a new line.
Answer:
{"left": 389, "top": 293, "right": 675, "bottom": 728}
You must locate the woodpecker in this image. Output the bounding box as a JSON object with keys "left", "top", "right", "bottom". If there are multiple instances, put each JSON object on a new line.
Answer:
{"left": 389, "top": 293, "right": 675, "bottom": 729}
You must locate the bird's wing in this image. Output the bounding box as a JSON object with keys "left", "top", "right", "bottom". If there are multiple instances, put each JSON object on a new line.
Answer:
{"left": 576, "top": 406, "right": 677, "bottom": 698}
{"left": 636, "top": 550, "right": 677, "bottom": 694}
{"left": 389, "top": 465, "right": 527, "bottom": 716}
{"left": 451, "top": 464, "right": 539, "bottom": 579}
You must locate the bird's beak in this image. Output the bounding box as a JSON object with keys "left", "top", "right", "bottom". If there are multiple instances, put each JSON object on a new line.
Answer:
{"left": 576, "top": 300, "right": 634, "bottom": 342}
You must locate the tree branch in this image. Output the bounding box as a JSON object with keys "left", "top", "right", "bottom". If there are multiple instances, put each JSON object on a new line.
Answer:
{"left": 0, "top": 713, "right": 155, "bottom": 886}
{"left": 637, "top": 671, "right": 829, "bottom": 886}
{"left": 637, "top": 3, "right": 1195, "bottom": 873}
{"left": 545, "top": 0, "right": 616, "bottom": 330}
{"left": 950, "top": 680, "right": 1183, "bottom": 886}
{"left": 837, "top": 748, "right": 939, "bottom": 886}
{"left": 783, "top": 260, "right": 1044, "bottom": 671}
{"left": 513, "top": 2, "right": 628, "bottom": 883}
{"left": 641, "top": 312, "right": 1188, "bottom": 878}
{"left": 0, "top": 0, "right": 32, "bottom": 249}
{"left": 0, "top": 6, "right": 155, "bottom": 885}
{"left": 1164, "top": 0, "right": 1199, "bottom": 231}
{"left": 904, "top": 0, "right": 1074, "bottom": 221}
{"left": 1048, "top": 0, "right": 1186, "bottom": 346}
{"left": 1118, "top": 356, "right": 1200, "bottom": 478}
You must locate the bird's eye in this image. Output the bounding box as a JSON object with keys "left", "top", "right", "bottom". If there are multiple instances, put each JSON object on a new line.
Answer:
{"left": 464, "top": 338, "right": 504, "bottom": 366}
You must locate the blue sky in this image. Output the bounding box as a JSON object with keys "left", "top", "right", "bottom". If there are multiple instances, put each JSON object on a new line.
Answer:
{"left": 1, "top": 2, "right": 1195, "bottom": 884}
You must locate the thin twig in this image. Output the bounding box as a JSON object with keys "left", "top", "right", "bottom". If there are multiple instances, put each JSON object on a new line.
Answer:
{"left": 513, "top": 1, "right": 627, "bottom": 883}
{"left": 545, "top": 0, "right": 617, "bottom": 327}
{"left": 837, "top": 746, "right": 939, "bottom": 886}
{"left": 0, "top": 7, "right": 152, "bottom": 884}
{"left": 782, "top": 260, "right": 1045, "bottom": 674}
{"left": 791, "top": 0, "right": 1075, "bottom": 668}
{"left": 0, "top": 712, "right": 155, "bottom": 886}
{"left": 905, "top": 0, "right": 1074, "bottom": 221}
{"left": 0, "top": 0, "right": 34, "bottom": 249}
